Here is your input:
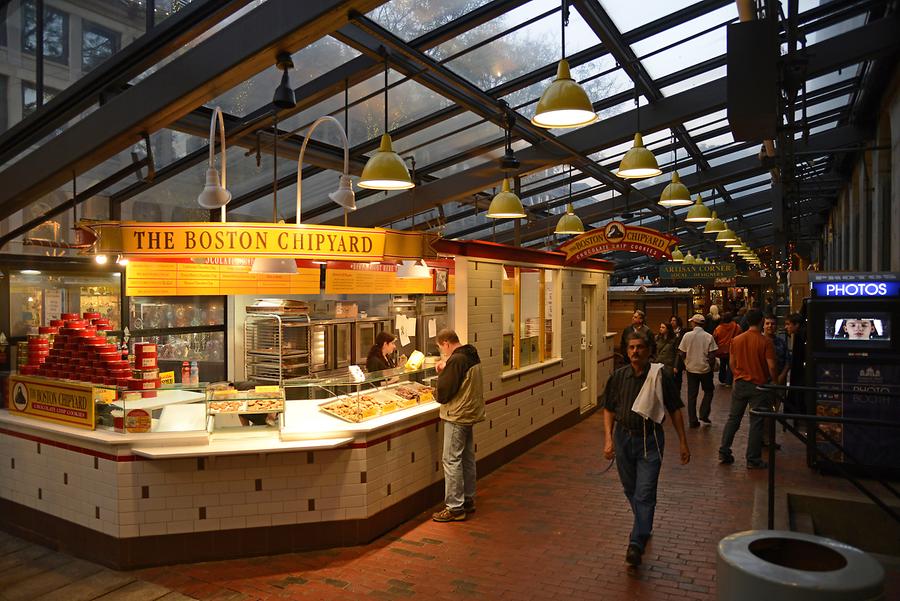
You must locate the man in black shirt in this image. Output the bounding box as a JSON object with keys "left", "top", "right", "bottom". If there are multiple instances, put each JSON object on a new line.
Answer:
{"left": 602, "top": 332, "right": 691, "bottom": 567}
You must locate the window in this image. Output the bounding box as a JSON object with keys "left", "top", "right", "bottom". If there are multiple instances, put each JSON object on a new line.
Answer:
{"left": 1, "top": 3, "right": 8, "bottom": 47}
{"left": 21, "top": 1, "right": 69, "bottom": 65}
{"left": 82, "top": 20, "right": 120, "bottom": 72}
{"left": 0, "top": 75, "right": 7, "bottom": 133}
{"left": 502, "top": 265, "right": 558, "bottom": 371}
{"left": 21, "top": 81, "right": 59, "bottom": 117}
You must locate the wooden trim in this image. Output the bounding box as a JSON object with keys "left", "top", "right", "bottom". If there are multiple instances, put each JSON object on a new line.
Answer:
{"left": 434, "top": 239, "right": 614, "bottom": 272}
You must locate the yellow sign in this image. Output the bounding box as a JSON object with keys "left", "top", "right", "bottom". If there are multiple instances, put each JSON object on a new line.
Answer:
{"left": 126, "top": 260, "right": 321, "bottom": 296}
{"left": 558, "top": 221, "right": 677, "bottom": 263}
{"left": 159, "top": 371, "right": 175, "bottom": 385}
{"left": 78, "top": 221, "right": 436, "bottom": 261}
{"left": 9, "top": 376, "right": 97, "bottom": 430}
{"left": 324, "top": 263, "right": 432, "bottom": 294}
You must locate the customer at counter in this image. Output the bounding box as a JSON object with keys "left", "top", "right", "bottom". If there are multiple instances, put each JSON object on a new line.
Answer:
{"left": 366, "top": 331, "right": 398, "bottom": 372}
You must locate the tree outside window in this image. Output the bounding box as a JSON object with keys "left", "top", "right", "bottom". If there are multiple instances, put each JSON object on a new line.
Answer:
{"left": 22, "top": 81, "right": 59, "bottom": 117}
{"left": 82, "top": 20, "right": 120, "bottom": 72}
{"left": 21, "top": 1, "right": 69, "bottom": 65}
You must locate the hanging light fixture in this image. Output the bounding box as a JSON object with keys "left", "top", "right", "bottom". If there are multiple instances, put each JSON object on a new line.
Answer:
{"left": 659, "top": 130, "right": 692, "bottom": 207}
{"left": 618, "top": 86, "right": 661, "bottom": 179}
{"left": 704, "top": 211, "right": 725, "bottom": 234}
{"left": 670, "top": 246, "right": 684, "bottom": 262}
{"left": 725, "top": 236, "right": 743, "bottom": 249}
{"left": 555, "top": 166, "right": 584, "bottom": 234}
{"left": 296, "top": 115, "right": 356, "bottom": 224}
{"left": 487, "top": 178, "right": 526, "bottom": 218}
{"left": 716, "top": 225, "right": 737, "bottom": 242}
{"left": 684, "top": 194, "right": 711, "bottom": 222}
{"left": 197, "top": 106, "right": 232, "bottom": 211}
{"left": 272, "top": 52, "right": 296, "bottom": 109}
{"left": 359, "top": 53, "right": 414, "bottom": 190}
{"left": 531, "top": 0, "right": 597, "bottom": 128}
{"left": 396, "top": 259, "right": 430, "bottom": 279}
{"left": 683, "top": 251, "right": 696, "bottom": 264}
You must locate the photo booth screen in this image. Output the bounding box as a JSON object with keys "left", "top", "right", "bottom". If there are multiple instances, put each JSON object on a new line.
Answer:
{"left": 825, "top": 312, "right": 891, "bottom": 348}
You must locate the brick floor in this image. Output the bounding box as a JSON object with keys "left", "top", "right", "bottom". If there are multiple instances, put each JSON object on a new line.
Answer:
{"left": 135, "top": 383, "right": 900, "bottom": 600}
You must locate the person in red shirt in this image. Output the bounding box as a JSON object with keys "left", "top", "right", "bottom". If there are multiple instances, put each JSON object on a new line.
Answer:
{"left": 718, "top": 309, "right": 777, "bottom": 469}
{"left": 713, "top": 313, "right": 743, "bottom": 387}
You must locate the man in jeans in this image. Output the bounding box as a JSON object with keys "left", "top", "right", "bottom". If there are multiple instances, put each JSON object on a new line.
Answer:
{"left": 719, "top": 309, "right": 777, "bottom": 469}
{"left": 603, "top": 333, "right": 691, "bottom": 567}
{"left": 677, "top": 314, "right": 718, "bottom": 428}
{"left": 432, "top": 329, "right": 485, "bottom": 522}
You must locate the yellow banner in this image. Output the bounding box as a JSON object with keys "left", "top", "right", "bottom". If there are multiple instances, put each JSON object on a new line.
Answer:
{"left": 79, "top": 221, "right": 437, "bottom": 261}
{"left": 558, "top": 221, "right": 677, "bottom": 263}
{"left": 8, "top": 376, "right": 97, "bottom": 430}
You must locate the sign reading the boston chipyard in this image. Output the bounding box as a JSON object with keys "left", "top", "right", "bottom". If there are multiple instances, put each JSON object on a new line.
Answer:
{"left": 558, "top": 221, "right": 677, "bottom": 263}
{"left": 659, "top": 263, "right": 737, "bottom": 280}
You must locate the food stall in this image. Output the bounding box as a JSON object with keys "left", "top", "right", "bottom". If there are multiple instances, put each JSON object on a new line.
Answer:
{"left": 1, "top": 223, "right": 613, "bottom": 569}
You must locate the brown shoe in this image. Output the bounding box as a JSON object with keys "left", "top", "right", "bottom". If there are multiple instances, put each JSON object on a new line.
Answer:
{"left": 432, "top": 507, "right": 466, "bottom": 522}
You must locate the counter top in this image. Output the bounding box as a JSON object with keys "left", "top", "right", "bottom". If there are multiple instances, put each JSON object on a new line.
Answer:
{"left": 131, "top": 434, "right": 353, "bottom": 459}
{"left": 281, "top": 398, "right": 439, "bottom": 440}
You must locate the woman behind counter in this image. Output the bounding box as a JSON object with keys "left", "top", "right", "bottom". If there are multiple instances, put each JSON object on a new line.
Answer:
{"left": 366, "top": 331, "right": 399, "bottom": 372}
{"left": 655, "top": 322, "right": 678, "bottom": 374}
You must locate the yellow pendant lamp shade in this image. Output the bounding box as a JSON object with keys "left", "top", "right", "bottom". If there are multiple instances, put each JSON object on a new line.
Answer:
{"left": 683, "top": 251, "right": 695, "bottom": 264}
{"left": 703, "top": 211, "right": 725, "bottom": 234}
{"left": 658, "top": 171, "right": 692, "bottom": 207}
{"left": 617, "top": 133, "right": 662, "bottom": 179}
{"left": 670, "top": 246, "right": 684, "bottom": 262}
{"left": 487, "top": 178, "right": 526, "bottom": 219}
{"left": 725, "top": 236, "right": 743, "bottom": 248}
{"left": 555, "top": 203, "right": 585, "bottom": 235}
{"left": 358, "top": 134, "right": 414, "bottom": 190}
{"left": 715, "top": 227, "right": 737, "bottom": 242}
{"left": 531, "top": 60, "right": 598, "bottom": 129}
{"left": 684, "top": 195, "right": 711, "bottom": 222}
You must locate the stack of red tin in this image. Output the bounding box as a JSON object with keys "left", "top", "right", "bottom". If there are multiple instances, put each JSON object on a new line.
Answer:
{"left": 128, "top": 342, "right": 160, "bottom": 399}
{"left": 20, "top": 312, "right": 129, "bottom": 385}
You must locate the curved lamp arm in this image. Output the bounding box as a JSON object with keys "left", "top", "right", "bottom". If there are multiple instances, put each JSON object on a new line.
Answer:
{"left": 296, "top": 115, "right": 350, "bottom": 224}
{"left": 209, "top": 106, "right": 228, "bottom": 222}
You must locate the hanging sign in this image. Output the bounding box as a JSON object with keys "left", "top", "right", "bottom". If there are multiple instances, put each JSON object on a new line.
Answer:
{"left": 558, "top": 221, "right": 677, "bottom": 263}
{"left": 659, "top": 263, "right": 737, "bottom": 281}
{"left": 8, "top": 375, "right": 97, "bottom": 429}
{"left": 76, "top": 221, "right": 436, "bottom": 261}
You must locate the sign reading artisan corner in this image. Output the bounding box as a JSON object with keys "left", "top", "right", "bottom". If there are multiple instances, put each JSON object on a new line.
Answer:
{"left": 558, "top": 221, "right": 677, "bottom": 263}
{"left": 9, "top": 375, "right": 96, "bottom": 429}
{"left": 660, "top": 263, "right": 737, "bottom": 280}
{"left": 79, "top": 221, "right": 405, "bottom": 260}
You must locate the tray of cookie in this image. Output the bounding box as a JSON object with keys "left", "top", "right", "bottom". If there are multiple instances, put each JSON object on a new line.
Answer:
{"left": 319, "top": 394, "right": 380, "bottom": 423}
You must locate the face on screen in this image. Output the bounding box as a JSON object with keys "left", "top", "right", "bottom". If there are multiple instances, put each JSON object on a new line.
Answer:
{"left": 843, "top": 319, "right": 874, "bottom": 340}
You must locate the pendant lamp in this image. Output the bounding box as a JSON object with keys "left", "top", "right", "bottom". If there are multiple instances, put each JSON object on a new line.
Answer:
{"left": 359, "top": 54, "right": 414, "bottom": 190}
{"left": 296, "top": 115, "right": 356, "bottom": 224}
{"left": 618, "top": 86, "right": 661, "bottom": 179}
{"left": 725, "top": 236, "right": 743, "bottom": 249}
{"left": 531, "top": 1, "right": 597, "bottom": 128}
{"left": 487, "top": 178, "right": 526, "bottom": 218}
{"left": 716, "top": 226, "right": 737, "bottom": 242}
{"left": 555, "top": 166, "right": 584, "bottom": 234}
{"left": 397, "top": 259, "right": 430, "bottom": 279}
{"left": 685, "top": 194, "right": 711, "bottom": 222}
{"left": 670, "top": 246, "right": 684, "bottom": 262}
{"left": 704, "top": 211, "right": 725, "bottom": 234}
{"left": 683, "top": 251, "right": 695, "bottom": 264}
{"left": 659, "top": 131, "right": 692, "bottom": 206}
{"left": 197, "top": 106, "right": 232, "bottom": 211}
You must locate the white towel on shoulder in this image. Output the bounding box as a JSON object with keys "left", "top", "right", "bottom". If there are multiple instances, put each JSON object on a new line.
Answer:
{"left": 631, "top": 363, "right": 666, "bottom": 424}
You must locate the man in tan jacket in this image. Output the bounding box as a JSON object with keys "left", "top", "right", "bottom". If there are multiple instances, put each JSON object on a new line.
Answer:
{"left": 432, "top": 329, "right": 484, "bottom": 522}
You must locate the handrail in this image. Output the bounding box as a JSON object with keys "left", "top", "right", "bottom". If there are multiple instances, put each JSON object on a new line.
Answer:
{"left": 750, "top": 407, "right": 900, "bottom": 529}
{"left": 760, "top": 382, "right": 900, "bottom": 400}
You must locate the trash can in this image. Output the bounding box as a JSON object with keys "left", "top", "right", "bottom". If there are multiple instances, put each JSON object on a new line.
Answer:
{"left": 717, "top": 530, "right": 884, "bottom": 601}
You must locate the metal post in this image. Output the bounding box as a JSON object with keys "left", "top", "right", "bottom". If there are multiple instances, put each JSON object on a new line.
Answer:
{"left": 36, "top": 0, "right": 44, "bottom": 109}
{"left": 767, "top": 414, "right": 776, "bottom": 529}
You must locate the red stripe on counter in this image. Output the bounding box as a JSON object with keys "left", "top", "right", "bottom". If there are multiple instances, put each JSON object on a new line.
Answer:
{"left": 0, "top": 427, "right": 143, "bottom": 462}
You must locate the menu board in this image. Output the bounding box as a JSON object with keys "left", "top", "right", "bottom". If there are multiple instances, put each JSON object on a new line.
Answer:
{"left": 126, "top": 259, "right": 320, "bottom": 296}
{"left": 324, "top": 262, "right": 433, "bottom": 295}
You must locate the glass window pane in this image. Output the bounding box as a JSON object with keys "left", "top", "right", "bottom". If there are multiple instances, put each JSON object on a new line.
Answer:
{"left": 368, "top": 0, "right": 495, "bottom": 42}
{"left": 10, "top": 271, "right": 122, "bottom": 337}
{"left": 544, "top": 270, "right": 554, "bottom": 358}
{"left": 502, "top": 266, "right": 514, "bottom": 370}
{"left": 21, "top": 1, "right": 69, "bottom": 64}
{"left": 520, "top": 268, "right": 541, "bottom": 368}
{"left": 82, "top": 20, "right": 121, "bottom": 72}
{"left": 605, "top": 0, "right": 697, "bottom": 34}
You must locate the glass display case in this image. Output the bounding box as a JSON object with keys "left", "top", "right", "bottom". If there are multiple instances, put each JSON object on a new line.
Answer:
{"left": 205, "top": 383, "right": 285, "bottom": 431}
{"left": 283, "top": 364, "right": 438, "bottom": 425}
{"left": 95, "top": 383, "right": 207, "bottom": 434}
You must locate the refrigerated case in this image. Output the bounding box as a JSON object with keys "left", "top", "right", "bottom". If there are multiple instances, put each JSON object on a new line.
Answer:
{"left": 309, "top": 323, "right": 330, "bottom": 373}
{"left": 334, "top": 321, "right": 352, "bottom": 369}
{"left": 418, "top": 296, "right": 448, "bottom": 357}
{"left": 352, "top": 317, "right": 392, "bottom": 365}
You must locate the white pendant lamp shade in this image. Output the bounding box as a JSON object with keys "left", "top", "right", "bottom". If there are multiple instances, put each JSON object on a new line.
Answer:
{"left": 703, "top": 211, "right": 725, "bottom": 234}
{"left": 296, "top": 116, "right": 357, "bottom": 224}
{"left": 670, "top": 246, "right": 684, "bottom": 262}
{"left": 397, "top": 259, "right": 430, "bottom": 279}
{"left": 555, "top": 203, "right": 585, "bottom": 235}
{"left": 531, "top": 59, "right": 598, "bottom": 129}
{"left": 659, "top": 171, "right": 692, "bottom": 207}
{"left": 358, "top": 134, "right": 414, "bottom": 190}
{"left": 197, "top": 107, "right": 232, "bottom": 209}
{"left": 684, "top": 195, "right": 711, "bottom": 222}
{"left": 617, "top": 133, "right": 662, "bottom": 179}
{"left": 329, "top": 175, "right": 356, "bottom": 210}
{"left": 487, "top": 178, "right": 526, "bottom": 219}
{"left": 251, "top": 258, "right": 298, "bottom": 275}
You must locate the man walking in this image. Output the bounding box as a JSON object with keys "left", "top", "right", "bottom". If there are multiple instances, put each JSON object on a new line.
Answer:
{"left": 602, "top": 333, "right": 691, "bottom": 567}
{"left": 620, "top": 309, "right": 655, "bottom": 362}
{"left": 719, "top": 310, "right": 777, "bottom": 469}
{"left": 432, "top": 329, "right": 485, "bottom": 522}
{"left": 678, "top": 314, "right": 718, "bottom": 428}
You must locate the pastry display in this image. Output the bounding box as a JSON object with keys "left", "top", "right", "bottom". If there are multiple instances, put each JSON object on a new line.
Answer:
{"left": 246, "top": 398, "right": 283, "bottom": 412}
{"left": 208, "top": 400, "right": 243, "bottom": 413}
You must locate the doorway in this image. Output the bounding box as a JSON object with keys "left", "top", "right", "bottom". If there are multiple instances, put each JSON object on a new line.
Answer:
{"left": 580, "top": 285, "right": 597, "bottom": 412}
